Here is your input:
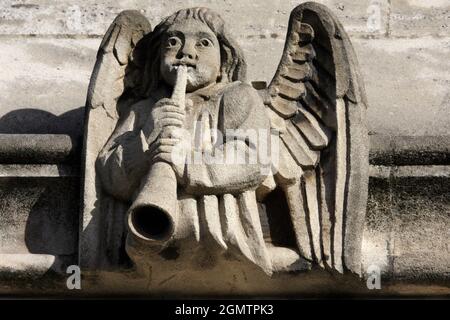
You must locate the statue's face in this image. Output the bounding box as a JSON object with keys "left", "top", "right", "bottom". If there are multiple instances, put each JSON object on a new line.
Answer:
{"left": 159, "top": 18, "right": 221, "bottom": 92}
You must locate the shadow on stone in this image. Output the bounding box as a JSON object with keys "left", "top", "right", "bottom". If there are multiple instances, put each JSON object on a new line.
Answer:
{"left": 0, "top": 107, "right": 85, "bottom": 139}
{"left": 23, "top": 181, "right": 79, "bottom": 256}
{"left": 0, "top": 107, "right": 84, "bottom": 277}
{"left": 24, "top": 178, "right": 80, "bottom": 277}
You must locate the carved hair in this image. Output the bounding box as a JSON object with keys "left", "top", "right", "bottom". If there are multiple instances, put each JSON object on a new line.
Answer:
{"left": 142, "top": 7, "right": 247, "bottom": 95}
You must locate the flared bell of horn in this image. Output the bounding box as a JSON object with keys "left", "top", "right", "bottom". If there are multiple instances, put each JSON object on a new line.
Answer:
{"left": 127, "top": 161, "right": 178, "bottom": 245}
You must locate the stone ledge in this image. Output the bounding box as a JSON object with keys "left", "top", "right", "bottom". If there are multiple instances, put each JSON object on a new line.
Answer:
{"left": 0, "top": 133, "right": 448, "bottom": 294}
{"left": 370, "top": 135, "right": 450, "bottom": 166}
{"left": 0, "top": 253, "right": 74, "bottom": 295}
{"left": 0, "top": 254, "right": 57, "bottom": 275}
{"left": 0, "top": 134, "right": 79, "bottom": 164}
{"left": 0, "top": 164, "right": 79, "bottom": 178}
{"left": 1, "top": 133, "right": 448, "bottom": 167}
{"left": 370, "top": 165, "right": 450, "bottom": 179}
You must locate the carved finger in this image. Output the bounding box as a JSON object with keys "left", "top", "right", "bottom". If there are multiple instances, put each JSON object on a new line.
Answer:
{"left": 148, "top": 147, "right": 173, "bottom": 161}
{"left": 160, "top": 106, "right": 186, "bottom": 115}
{"left": 154, "top": 98, "right": 179, "bottom": 108}
{"left": 161, "top": 127, "right": 187, "bottom": 139}
{"left": 161, "top": 126, "right": 184, "bottom": 137}
{"left": 147, "top": 137, "right": 178, "bottom": 154}
{"left": 155, "top": 145, "right": 174, "bottom": 154}
{"left": 158, "top": 138, "right": 180, "bottom": 146}
{"left": 161, "top": 111, "right": 185, "bottom": 122}
{"left": 151, "top": 144, "right": 175, "bottom": 162}
{"left": 167, "top": 128, "right": 185, "bottom": 139}
{"left": 159, "top": 118, "right": 183, "bottom": 128}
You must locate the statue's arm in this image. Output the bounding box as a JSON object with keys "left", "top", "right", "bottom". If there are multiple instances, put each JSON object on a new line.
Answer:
{"left": 184, "top": 84, "right": 270, "bottom": 195}
{"left": 96, "top": 105, "right": 150, "bottom": 202}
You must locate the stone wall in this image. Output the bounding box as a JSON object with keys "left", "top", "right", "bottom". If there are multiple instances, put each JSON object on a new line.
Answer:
{"left": 0, "top": 1, "right": 449, "bottom": 296}
{"left": 1, "top": 0, "right": 449, "bottom": 138}
{"left": 0, "top": 134, "right": 449, "bottom": 296}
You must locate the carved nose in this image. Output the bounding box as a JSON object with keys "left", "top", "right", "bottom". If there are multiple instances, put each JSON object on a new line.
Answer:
{"left": 177, "top": 42, "right": 197, "bottom": 61}
{"left": 178, "top": 50, "right": 196, "bottom": 60}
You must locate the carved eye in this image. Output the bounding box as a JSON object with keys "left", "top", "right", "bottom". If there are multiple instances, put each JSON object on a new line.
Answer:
{"left": 167, "top": 37, "right": 181, "bottom": 47}
{"left": 198, "top": 38, "right": 212, "bottom": 47}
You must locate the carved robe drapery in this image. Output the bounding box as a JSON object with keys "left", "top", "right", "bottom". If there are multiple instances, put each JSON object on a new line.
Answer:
{"left": 97, "top": 82, "right": 274, "bottom": 274}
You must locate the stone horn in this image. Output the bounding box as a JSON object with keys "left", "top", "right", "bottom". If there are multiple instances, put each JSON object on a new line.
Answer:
{"left": 127, "top": 66, "right": 187, "bottom": 245}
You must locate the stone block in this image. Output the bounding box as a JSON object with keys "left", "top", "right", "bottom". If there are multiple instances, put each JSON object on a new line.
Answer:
{"left": 0, "top": 0, "right": 388, "bottom": 37}
{"left": 0, "top": 38, "right": 99, "bottom": 138}
{"left": 363, "top": 172, "right": 450, "bottom": 284}
{"left": 2, "top": 36, "right": 450, "bottom": 138}
{"left": 0, "top": 170, "right": 79, "bottom": 256}
{"left": 391, "top": 176, "right": 450, "bottom": 281}
{"left": 362, "top": 177, "right": 394, "bottom": 277}
{"left": 390, "top": 0, "right": 450, "bottom": 37}
{"left": 0, "top": 0, "right": 448, "bottom": 298}
{"left": 2, "top": 2, "right": 447, "bottom": 139}
{"left": 353, "top": 37, "right": 450, "bottom": 136}
{"left": 0, "top": 134, "right": 79, "bottom": 164}
{"left": 369, "top": 135, "right": 450, "bottom": 165}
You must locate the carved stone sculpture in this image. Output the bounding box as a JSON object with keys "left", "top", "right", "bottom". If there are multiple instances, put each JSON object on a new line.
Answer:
{"left": 81, "top": 2, "right": 369, "bottom": 279}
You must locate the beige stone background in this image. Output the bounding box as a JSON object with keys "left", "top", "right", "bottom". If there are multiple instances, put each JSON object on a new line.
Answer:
{"left": 0, "top": 0, "right": 449, "bottom": 139}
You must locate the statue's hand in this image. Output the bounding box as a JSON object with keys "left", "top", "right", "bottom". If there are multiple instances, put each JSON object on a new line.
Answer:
{"left": 146, "top": 98, "right": 188, "bottom": 183}
{"left": 148, "top": 98, "right": 185, "bottom": 139}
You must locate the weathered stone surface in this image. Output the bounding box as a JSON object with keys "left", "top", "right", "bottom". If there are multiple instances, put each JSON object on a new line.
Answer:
{"left": 1, "top": 1, "right": 449, "bottom": 139}
{"left": 0, "top": 134, "right": 447, "bottom": 294}
{"left": 0, "top": 38, "right": 98, "bottom": 138}
{"left": 390, "top": 0, "right": 450, "bottom": 37}
{"left": 0, "top": 254, "right": 70, "bottom": 275}
{"left": 354, "top": 37, "right": 450, "bottom": 136}
{"left": 370, "top": 134, "right": 450, "bottom": 165}
{"left": 0, "top": 170, "right": 447, "bottom": 295}
{"left": 364, "top": 175, "right": 450, "bottom": 285}
{"left": 0, "top": 164, "right": 78, "bottom": 178}
{"left": 0, "top": 174, "right": 79, "bottom": 255}
{"left": 2, "top": 35, "right": 449, "bottom": 139}
{"left": 0, "top": 0, "right": 388, "bottom": 37}
{"left": 0, "top": 134, "right": 79, "bottom": 164}
{"left": 0, "top": 0, "right": 449, "bottom": 297}
{"left": 392, "top": 177, "right": 450, "bottom": 281}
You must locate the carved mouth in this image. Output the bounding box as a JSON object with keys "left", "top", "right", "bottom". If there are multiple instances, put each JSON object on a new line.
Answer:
{"left": 173, "top": 62, "right": 196, "bottom": 69}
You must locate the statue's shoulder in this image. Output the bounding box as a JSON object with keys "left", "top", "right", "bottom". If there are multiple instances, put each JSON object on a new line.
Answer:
{"left": 221, "top": 81, "right": 263, "bottom": 111}
{"left": 221, "top": 81, "right": 261, "bottom": 101}
{"left": 220, "top": 81, "right": 267, "bottom": 130}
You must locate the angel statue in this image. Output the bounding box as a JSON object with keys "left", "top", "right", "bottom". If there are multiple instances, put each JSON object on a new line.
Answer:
{"left": 80, "top": 2, "right": 369, "bottom": 279}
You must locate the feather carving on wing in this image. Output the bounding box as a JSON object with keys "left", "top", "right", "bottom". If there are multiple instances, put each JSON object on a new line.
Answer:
{"left": 81, "top": 11, "right": 151, "bottom": 268}
{"left": 262, "top": 2, "right": 369, "bottom": 274}
{"left": 86, "top": 10, "right": 151, "bottom": 117}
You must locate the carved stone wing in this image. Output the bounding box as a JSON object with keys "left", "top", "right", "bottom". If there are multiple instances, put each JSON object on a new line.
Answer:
{"left": 266, "top": 2, "right": 369, "bottom": 274}
{"left": 81, "top": 11, "right": 151, "bottom": 268}
{"left": 86, "top": 10, "right": 151, "bottom": 116}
